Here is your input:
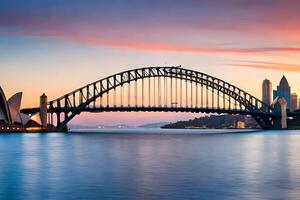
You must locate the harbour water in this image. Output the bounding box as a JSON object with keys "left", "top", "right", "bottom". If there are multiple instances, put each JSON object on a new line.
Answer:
{"left": 1, "top": 129, "right": 300, "bottom": 199}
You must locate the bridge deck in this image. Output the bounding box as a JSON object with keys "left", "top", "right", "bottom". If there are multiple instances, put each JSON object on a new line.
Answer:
{"left": 47, "top": 106, "right": 275, "bottom": 117}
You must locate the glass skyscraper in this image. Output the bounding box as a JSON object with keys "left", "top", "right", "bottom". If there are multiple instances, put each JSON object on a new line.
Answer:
{"left": 273, "top": 76, "right": 291, "bottom": 110}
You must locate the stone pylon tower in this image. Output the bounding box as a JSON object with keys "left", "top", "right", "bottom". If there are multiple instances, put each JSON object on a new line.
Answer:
{"left": 272, "top": 97, "right": 287, "bottom": 129}
{"left": 40, "top": 93, "right": 48, "bottom": 127}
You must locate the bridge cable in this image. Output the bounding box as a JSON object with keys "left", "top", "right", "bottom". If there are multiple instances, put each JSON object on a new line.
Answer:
{"left": 128, "top": 81, "right": 130, "bottom": 107}
{"left": 212, "top": 82, "right": 214, "bottom": 108}
{"left": 201, "top": 80, "right": 203, "bottom": 108}
{"left": 186, "top": 78, "right": 188, "bottom": 108}
{"left": 154, "top": 77, "right": 156, "bottom": 107}
{"left": 175, "top": 77, "right": 178, "bottom": 107}
{"left": 217, "top": 82, "right": 220, "bottom": 109}
{"left": 180, "top": 77, "right": 183, "bottom": 107}
{"left": 205, "top": 83, "right": 209, "bottom": 109}
{"left": 121, "top": 83, "right": 123, "bottom": 107}
{"left": 158, "top": 76, "right": 161, "bottom": 107}
{"left": 135, "top": 80, "right": 137, "bottom": 107}
{"left": 164, "top": 76, "right": 167, "bottom": 107}
{"left": 171, "top": 75, "right": 173, "bottom": 107}
{"left": 142, "top": 78, "right": 144, "bottom": 107}
{"left": 114, "top": 87, "right": 116, "bottom": 107}
{"left": 223, "top": 83, "right": 225, "bottom": 110}
{"left": 148, "top": 76, "right": 151, "bottom": 107}
{"left": 228, "top": 90, "right": 231, "bottom": 110}
{"left": 196, "top": 82, "right": 198, "bottom": 108}
{"left": 191, "top": 79, "right": 193, "bottom": 108}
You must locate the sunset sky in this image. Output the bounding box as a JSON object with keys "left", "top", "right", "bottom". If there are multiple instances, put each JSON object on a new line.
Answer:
{"left": 1, "top": 0, "right": 300, "bottom": 125}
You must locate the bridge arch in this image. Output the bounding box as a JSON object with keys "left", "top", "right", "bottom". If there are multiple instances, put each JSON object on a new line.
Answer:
{"left": 48, "top": 66, "right": 276, "bottom": 130}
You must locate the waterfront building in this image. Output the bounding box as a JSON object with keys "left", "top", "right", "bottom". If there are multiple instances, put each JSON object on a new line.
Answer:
{"left": 236, "top": 121, "right": 245, "bottom": 129}
{"left": 0, "top": 87, "right": 27, "bottom": 125}
{"left": 290, "top": 93, "right": 298, "bottom": 112}
{"left": 262, "top": 79, "right": 272, "bottom": 105}
{"left": 0, "top": 86, "right": 43, "bottom": 129}
{"left": 273, "top": 76, "right": 291, "bottom": 110}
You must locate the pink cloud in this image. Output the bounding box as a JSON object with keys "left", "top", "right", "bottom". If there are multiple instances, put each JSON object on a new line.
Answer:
{"left": 227, "top": 61, "right": 300, "bottom": 72}
{"left": 1, "top": 31, "right": 300, "bottom": 55}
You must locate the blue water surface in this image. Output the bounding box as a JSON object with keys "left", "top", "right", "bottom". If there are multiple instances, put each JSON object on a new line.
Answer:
{"left": 1, "top": 129, "right": 300, "bottom": 200}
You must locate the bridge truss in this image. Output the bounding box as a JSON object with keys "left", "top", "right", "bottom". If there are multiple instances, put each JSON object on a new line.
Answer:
{"left": 47, "top": 66, "right": 278, "bottom": 130}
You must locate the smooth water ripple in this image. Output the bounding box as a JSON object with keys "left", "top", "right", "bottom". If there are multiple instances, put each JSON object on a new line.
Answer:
{"left": 1, "top": 129, "right": 300, "bottom": 200}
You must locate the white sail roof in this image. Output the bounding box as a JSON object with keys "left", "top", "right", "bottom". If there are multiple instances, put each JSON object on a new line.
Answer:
{"left": 30, "top": 113, "right": 42, "bottom": 126}
{"left": 20, "top": 113, "right": 31, "bottom": 125}
{"left": 7, "top": 92, "right": 22, "bottom": 124}
{"left": 0, "top": 108, "right": 7, "bottom": 122}
{"left": 0, "top": 86, "right": 11, "bottom": 124}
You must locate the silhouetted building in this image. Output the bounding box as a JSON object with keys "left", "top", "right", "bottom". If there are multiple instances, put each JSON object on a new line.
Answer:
{"left": 290, "top": 93, "right": 298, "bottom": 112}
{"left": 162, "top": 115, "right": 259, "bottom": 129}
{"left": 273, "top": 76, "right": 291, "bottom": 110}
{"left": 262, "top": 79, "right": 272, "bottom": 105}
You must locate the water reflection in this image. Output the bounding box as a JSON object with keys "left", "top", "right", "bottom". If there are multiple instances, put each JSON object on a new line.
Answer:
{"left": 1, "top": 130, "right": 300, "bottom": 199}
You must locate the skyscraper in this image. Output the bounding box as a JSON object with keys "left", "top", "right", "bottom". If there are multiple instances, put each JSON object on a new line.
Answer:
{"left": 262, "top": 79, "right": 272, "bottom": 105}
{"left": 273, "top": 76, "right": 291, "bottom": 110}
{"left": 290, "top": 93, "right": 298, "bottom": 112}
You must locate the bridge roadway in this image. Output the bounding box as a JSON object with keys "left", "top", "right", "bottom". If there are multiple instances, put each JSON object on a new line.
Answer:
{"left": 23, "top": 106, "right": 299, "bottom": 118}
{"left": 48, "top": 106, "right": 275, "bottom": 117}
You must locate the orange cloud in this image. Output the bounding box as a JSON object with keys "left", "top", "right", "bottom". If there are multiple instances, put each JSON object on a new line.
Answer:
{"left": 88, "top": 39, "right": 300, "bottom": 55}
{"left": 227, "top": 61, "right": 300, "bottom": 72}
{"left": 1, "top": 31, "right": 300, "bottom": 55}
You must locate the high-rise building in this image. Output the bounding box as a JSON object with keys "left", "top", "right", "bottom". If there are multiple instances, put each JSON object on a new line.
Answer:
{"left": 262, "top": 79, "right": 272, "bottom": 105}
{"left": 273, "top": 76, "right": 291, "bottom": 110}
{"left": 290, "top": 93, "right": 298, "bottom": 112}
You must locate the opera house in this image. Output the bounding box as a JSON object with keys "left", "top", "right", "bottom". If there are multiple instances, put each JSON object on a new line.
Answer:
{"left": 0, "top": 86, "right": 45, "bottom": 132}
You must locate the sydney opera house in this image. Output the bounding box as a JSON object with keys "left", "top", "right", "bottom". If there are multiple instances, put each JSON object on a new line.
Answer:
{"left": 0, "top": 86, "right": 45, "bottom": 132}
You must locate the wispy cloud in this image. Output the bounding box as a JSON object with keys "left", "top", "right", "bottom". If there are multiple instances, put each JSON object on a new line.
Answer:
{"left": 227, "top": 61, "right": 300, "bottom": 72}
{"left": 1, "top": 31, "right": 300, "bottom": 55}
{"left": 87, "top": 39, "right": 300, "bottom": 54}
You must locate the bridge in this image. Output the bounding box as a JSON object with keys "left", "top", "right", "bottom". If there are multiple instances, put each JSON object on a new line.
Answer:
{"left": 21, "top": 65, "right": 289, "bottom": 131}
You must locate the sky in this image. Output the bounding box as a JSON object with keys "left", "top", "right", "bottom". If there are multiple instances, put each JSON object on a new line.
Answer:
{"left": 1, "top": 0, "right": 300, "bottom": 126}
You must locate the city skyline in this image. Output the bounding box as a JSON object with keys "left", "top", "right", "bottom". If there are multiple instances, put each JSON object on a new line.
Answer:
{"left": 1, "top": 0, "right": 300, "bottom": 125}
{"left": 262, "top": 76, "right": 300, "bottom": 111}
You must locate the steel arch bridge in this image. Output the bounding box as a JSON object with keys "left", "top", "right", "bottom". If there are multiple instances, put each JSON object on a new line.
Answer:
{"left": 46, "top": 66, "right": 280, "bottom": 130}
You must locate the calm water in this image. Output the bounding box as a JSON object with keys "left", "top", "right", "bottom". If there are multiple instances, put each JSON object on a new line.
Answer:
{"left": 1, "top": 129, "right": 300, "bottom": 200}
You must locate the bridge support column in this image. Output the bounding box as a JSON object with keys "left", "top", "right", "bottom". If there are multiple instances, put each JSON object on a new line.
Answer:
{"left": 272, "top": 97, "right": 287, "bottom": 129}
{"left": 57, "top": 112, "right": 61, "bottom": 127}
